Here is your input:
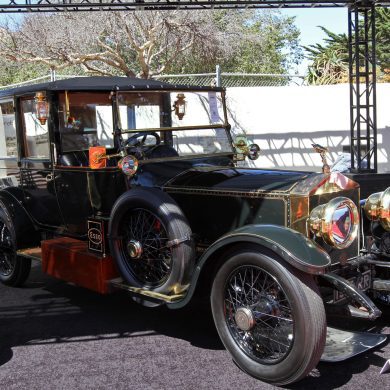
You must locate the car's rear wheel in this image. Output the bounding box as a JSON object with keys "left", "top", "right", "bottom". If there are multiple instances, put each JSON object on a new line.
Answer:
{"left": 211, "top": 246, "right": 326, "bottom": 385}
{"left": 0, "top": 209, "right": 31, "bottom": 286}
{"left": 109, "top": 188, "right": 194, "bottom": 295}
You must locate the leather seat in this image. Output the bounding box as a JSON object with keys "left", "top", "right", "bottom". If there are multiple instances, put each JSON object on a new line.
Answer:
{"left": 147, "top": 145, "right": 179, "bottom": 159}
{"left": 59, "top": 151, "right": 89, "bottom": 167}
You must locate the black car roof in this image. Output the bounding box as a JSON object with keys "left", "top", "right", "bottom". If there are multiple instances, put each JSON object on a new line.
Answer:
{"left": 0, "top": 76, "right": 223, "bottom": 98}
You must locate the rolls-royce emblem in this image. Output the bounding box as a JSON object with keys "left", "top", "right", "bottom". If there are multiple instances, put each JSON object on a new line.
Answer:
{"left": 88, "top": 228, "right": 102, "bottom": 245}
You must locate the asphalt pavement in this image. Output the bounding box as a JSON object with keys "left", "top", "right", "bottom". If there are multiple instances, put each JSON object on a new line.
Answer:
{"left": 1, "top": 261, "right": 389, "bottom": 390}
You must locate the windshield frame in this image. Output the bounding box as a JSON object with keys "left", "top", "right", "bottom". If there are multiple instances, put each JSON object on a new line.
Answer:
{"left": 56, "top": 87, "right": 235, "bottom": 159}
{"left": 113, "top": 88, "right": 234, "bottom": 155}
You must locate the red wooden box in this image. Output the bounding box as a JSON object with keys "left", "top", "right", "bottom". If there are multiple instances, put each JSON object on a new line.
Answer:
{"left": 41, "top": 237, "right": 118, "bottom": 294}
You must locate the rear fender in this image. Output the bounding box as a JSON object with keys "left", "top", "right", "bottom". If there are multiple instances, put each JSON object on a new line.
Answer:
{"left": 0, "top": 189, "right": 40, "bottom": 249}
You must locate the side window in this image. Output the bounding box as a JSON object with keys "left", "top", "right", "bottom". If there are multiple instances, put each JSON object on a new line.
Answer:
{"left": 0, "top": 101, "right": 17, "bottom": 158}
{"left": 21, "top": 98, "right": 50, "bottom": 158}
{"left": 59, "top": 92, "right": 113, "bottom": 152}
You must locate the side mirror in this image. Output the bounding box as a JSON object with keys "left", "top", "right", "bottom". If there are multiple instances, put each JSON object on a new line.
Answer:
{"left": 234, "top": 136, "right": 260, "bottom": 161}
{"left": 248, "top": 144, "right": 260, "bottom": 160}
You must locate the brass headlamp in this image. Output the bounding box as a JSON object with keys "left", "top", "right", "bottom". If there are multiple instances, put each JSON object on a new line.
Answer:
{"left": 308, "top": 197, "right": 359, "bottom": 249}
{"left": 364, "top": 187, "right": 390, "bottom": 231}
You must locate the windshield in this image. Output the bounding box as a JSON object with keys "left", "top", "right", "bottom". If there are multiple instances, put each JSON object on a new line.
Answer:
{"left": 58, "top": 90, "right": 233, "bottom": 157}
{"left": 117, "top": 91, "right": 232, "bottom": 156}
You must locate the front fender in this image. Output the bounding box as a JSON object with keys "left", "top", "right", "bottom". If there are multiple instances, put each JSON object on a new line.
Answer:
{"left": 204, "top": 224, "right": 331, "bottom": 275}
{"left": 168, "top": 224, "right": 330, "bottom": 309}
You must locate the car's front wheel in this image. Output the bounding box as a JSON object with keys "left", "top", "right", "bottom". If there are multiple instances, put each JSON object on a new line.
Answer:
{"left": 211, "top": 246, "right": 326, "bottom": 385}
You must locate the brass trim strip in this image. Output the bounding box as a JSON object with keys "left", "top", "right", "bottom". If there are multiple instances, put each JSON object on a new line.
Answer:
{"left": 138, "top": 152, "right": 234, "bottom": 165}
{"left": 164, "top": 185, "right": 292, "bottom": 199}
{"left": 165, "top": 186, "right": 289, "bottom": 226}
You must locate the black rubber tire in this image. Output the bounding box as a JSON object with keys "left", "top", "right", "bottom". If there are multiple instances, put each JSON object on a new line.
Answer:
{"left": 211, "top": 245, "right": 326, "bottom": 386}
{"left": 109, "top": 188, "right": 194, "bottom": 294}
{"left": 0, "top": 209, "right": 31, "bottom": 287}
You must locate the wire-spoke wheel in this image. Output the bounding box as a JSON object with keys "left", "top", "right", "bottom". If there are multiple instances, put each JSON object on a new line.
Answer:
{"left": 120, "top": 208, "right": 173, "bottom": 288}
{"left": 0, "top": 209, "right": 31, "bottom": 287}
{"left": 0, "top": 219, "right": 15, "bottom": 277}
{"left": 109, "top": 188, "right": 194, "bottom": 295}
{"left": 211, "top": 245, "right": 326, "bottom": 385}
{"left": 225, "top": 265, "right": 294, "bottom": 364}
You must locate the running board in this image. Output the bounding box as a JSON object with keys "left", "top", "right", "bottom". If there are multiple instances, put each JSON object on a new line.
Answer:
{"left": 321, "top": 327, "right": 387, "bottom": 362}
{"left": 17, "top": 247, "right": 42, "bottom": 261}
{"left": 109, "top": 278, "right": 185, "bottom": 303}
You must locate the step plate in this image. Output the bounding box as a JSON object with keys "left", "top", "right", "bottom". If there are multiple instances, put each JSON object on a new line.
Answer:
{"left": 109, "top": 278, "right": 184, "bottom": 303}
{"left": 321, "top": 327, "right": 387, "bottom": 362}
{"left": 17, "top": 247, "right": 42, "bottom": 261}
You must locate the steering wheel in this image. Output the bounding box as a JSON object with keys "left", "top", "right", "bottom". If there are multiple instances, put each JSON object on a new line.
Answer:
{"left": 124, "top": 131, "right": 161, "bottom": 148}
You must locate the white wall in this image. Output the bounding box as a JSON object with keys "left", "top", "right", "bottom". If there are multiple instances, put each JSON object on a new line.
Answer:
{"left": 226, "top": 83, "right": 390, "bottom": 173}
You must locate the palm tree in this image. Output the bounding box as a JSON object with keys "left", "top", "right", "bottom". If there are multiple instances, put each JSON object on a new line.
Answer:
{"left": 305, "top": 9, "right": 389, "bottom": 85}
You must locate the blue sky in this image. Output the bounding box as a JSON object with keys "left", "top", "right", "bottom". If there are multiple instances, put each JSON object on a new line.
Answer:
{"left": 281, "top": 8, "right": 349, "bottom": 74}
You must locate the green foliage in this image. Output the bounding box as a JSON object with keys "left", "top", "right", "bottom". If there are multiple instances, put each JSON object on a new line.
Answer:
{"left": 305, "top": 28, "right": 349, "bottom": 85}
{"left": 170, "top": 11, "right": 302, "bottom": 75}
{"left": 375, "top": 8, "right": 390, "bottom": 79}
{"left": 223, "top": 15, "right": 302, "bottom": 74}
{"left": 305, "top": 9, "right": 390, "bottom": 85}
{"left": 0, "top": 61, "right": 46, "bottom": 86}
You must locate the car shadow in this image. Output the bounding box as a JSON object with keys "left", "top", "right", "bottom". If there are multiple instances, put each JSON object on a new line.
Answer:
{"left": 0, "top": 263, "right": 222, "bottom": 363}
{"left": 1, "top": 263, "right": 389, "bottom": 389}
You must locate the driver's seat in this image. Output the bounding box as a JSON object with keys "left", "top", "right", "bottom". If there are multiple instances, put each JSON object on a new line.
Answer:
{"left": 147, "top": 145, "right": 179, "bottom": 159}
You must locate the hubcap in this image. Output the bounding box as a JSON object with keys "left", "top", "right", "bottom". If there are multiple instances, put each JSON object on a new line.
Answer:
{"left": 235, "top": 307, "right": 256, "bottom": 331}
{"left": 127, "top": 240, "right": 143, "bottom": 259}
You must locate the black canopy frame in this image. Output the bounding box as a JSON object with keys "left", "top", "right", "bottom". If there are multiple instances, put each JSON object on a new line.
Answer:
{"left": 0, "top": 0, "right": 389, "bottom": 173}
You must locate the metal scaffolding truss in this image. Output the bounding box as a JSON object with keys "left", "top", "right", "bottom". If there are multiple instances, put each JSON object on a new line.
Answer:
{"left": 0, "top": 0, "right": 389, "bottom": 12}
{"left": 0, "top": 0, "right": 389, "bottom": 172}
{"left": 349, "top": 4, "right": 378, "bottom": 172}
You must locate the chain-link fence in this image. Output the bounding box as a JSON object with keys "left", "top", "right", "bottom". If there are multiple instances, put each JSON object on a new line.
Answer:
{"left": 154, "top": 72, "right": 306, "bottom": 87}
{"left": 0, "top": 70, "right": 306, "bottom": 91}
{"left": 0, "top": 73, "right": 85, "bottom": 91}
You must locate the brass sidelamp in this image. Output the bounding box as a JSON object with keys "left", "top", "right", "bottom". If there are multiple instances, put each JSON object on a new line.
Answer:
{"left": 364, "top": 187, "right": 390, "bottom": 231}
{"left": 34, "top": 92, "right": 49, "bottom": 125}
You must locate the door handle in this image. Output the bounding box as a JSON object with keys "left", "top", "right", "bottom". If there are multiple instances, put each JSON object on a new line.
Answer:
{"left": 46, "top": 173, "right": 61, "bottom": 182}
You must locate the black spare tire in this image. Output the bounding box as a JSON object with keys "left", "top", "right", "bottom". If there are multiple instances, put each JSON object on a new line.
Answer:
{"left": 0, "top": 208, "right": 31, "bottom": 286}
{"left": 109, "top": 188, "right": 194, "bottom": 294}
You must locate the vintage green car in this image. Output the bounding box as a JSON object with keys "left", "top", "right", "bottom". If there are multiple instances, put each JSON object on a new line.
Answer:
{"left": 0, "top": 76, "right": 389, "bottom": 385}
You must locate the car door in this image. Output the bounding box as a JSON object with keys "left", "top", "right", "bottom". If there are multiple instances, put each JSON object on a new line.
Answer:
{"left": 19, "top": 95, "right": 64, "bottom": 228}
{"left": 52, "top": 90, "right": 126, "bottom": 236}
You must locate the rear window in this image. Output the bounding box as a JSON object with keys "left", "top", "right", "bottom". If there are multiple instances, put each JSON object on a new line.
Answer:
{"left": 0, "top": 101, "right": 17, "bottom": 158}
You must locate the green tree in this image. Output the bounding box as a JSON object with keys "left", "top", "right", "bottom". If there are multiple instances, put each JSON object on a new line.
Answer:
{"left": 0, "top": 10, "right": 302, "bottom": 85}
{"left": 305, "top": 8, "right": 390, "bottom": 85}
{"left": 171, "top": 11, "right": 302, "bottom": 75}
{"left": 305, "top": 28, "right": 349, "bottom": 85}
